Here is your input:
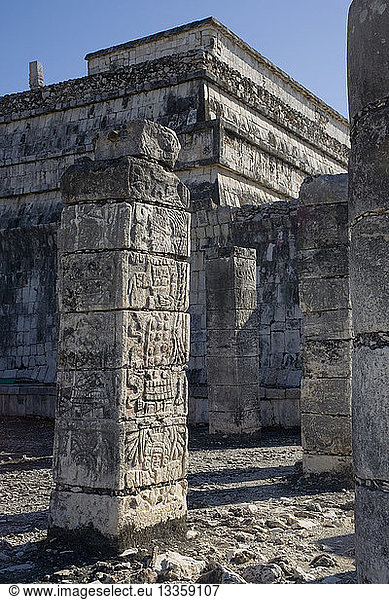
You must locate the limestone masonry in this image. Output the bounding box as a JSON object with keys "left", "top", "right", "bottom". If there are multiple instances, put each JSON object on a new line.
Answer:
{"left": 0, "top": 17, "right": 349, "bottom": 428}
{"left": 49, "top": 121, "right": 190, "bottom": 549}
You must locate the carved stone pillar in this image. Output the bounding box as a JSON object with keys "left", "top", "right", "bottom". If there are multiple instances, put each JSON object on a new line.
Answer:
{"left": 48, "top": 121, "right": 191, "bottom": 552}
{"left": 298, "top": 174, "right": 352, "bottom": 477}
{"left": 205, "top": 246, "right": 260, "bottom": 435}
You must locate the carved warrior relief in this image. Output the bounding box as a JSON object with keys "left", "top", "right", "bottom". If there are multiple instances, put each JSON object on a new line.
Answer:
{"left": 125, "top": 368, "right": 187, "bottom": 419}
{"left": 57, "top": 368, "right": 187, "bottom": 421}
{"left": 54, "top": 423, "right": 188, "bottom": 490}
{"left": 59, "top": 311, "right": 189, "bottom": 369}
{"left": 54, "top": 425, "right": 119, "bottom": 489}
{"left": 60, "top": 251, "right": 189, "bottom": 312}
{"left": 126, "top": 253, "right": 189, "bottom": 311}
{"left": 123, "top": 424, "right": 187, "bottom": 488}
{"left": 130, "top": 203, "right": 190, "bottom": 257}
{"left": 127, "top": 312, "right": 190, "bottom": 368}
{"left": 127, "top": 159, "right": 188, "bottom": 209}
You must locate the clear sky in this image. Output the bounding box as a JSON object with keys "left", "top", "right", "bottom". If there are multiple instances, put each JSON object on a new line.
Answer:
{"left": 0, "top": 0, "right": 351, "bottom": 117}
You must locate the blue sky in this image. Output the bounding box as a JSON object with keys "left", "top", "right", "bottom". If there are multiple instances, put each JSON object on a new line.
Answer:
{"left": 0, "top": 0, "right": 351, "bottom": 117}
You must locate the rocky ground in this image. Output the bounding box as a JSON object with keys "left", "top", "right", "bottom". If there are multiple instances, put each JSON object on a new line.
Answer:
{"left": 0, "top": 418, "right": 356, "bottom": 584}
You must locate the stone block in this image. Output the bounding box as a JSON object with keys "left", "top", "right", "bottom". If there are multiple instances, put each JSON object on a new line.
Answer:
{"left": 209, "top": 384, "right": 259, "bottom": 413}
{"left": 207, "top": 328, "right": 259, "bottom": 357}
{"left": 58, "top": 200, "right": 190, "bottom": 258}
{"left": 57, "top": 367, "right": 187, "bottom": 421}
{"left": 206, "top": 288, "right": 257, "bottom": 311}
{"left": 49, "top": 480, "right": 187, "bottom": 552}
{"left": 207, "top": 356, "right": 259, "bottom": 386}
{"left": 298, "top": 247, "right": 348, "bottom": 279}
{"left": 299, "top": 277, "right": 349, "bottom": 313}
{"left": 353, "top": 344, "right": 389, "bottom": 480}
{"left": 205, "top": 255, "right": 256, "bottom": 292}
{"left": 302, "top": 339, "right": 352, "bottom": 378}
{"left": 298, "top": 173, "right": 348, "bottom": 207}
{"left": 298, "top": 203, "right": 348, "bottom": 250}
{"left": 60, "top": 251, "right": 190, "bottom": 312}
{"left": 94, "top": 120, "right": 181, "bottom": 169}
{"left": 303, "top": 309, "right": 352, "bottom": 340}
{"left": 301, "top": 377, "right": 351, "bottom": 417}
{"left": 348, "top": 0, "right": 389, "bottom": 118}
{"left": 61, "top": 156, "right": 186, "bottom": 207}
{"left": 208, "top": 408, "right": 261, "bottom": 435}
{"left": 301, "top": 413, "right": 352, "bottom": 456}
{"left": 58, "top": 201, "right": 133, "bottom": 253}
{"left": 350, "top": 215, "right": 389, "bottom": 335}
{"left": 54, "top": 418, "right": 187, "bottom": 491}
{"left": 59, "top": 311, "right": 190, "bottom": 370}
{"left": 130, "top": 202, "right": 190, "bottom": 258}
{"left": 303, "top": 453, "right": 353, "bottom": 477}
{"left": 260, "top": 397, "right": 300, "bottom": 428}
{"left": 349, "top": 107, "right": 389, "bottom": 220}
{"left": 206, "top": 309, "right": 258, "bottom": 330}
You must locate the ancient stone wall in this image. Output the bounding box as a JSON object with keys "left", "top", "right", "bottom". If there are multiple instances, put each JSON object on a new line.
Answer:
{"left": 49, "top": 121, "right": 190, "bottom": 551}
{"left": 348, "top": 0, "right": 389, "bottom": 583}
{"left": 298, "top": 174, "right": 352, "bottom": 476}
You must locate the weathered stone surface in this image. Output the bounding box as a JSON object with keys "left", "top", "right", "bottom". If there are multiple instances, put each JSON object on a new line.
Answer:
{"left": 298, "top": 204, "right": 348, "bottom": 250}
{"left": 61, "top": 156, "right": 187, "bottom": 207}
{"left": 298, "top": 173, "right": 348, "bottom": 206}
{"left": 354, "top": 485, "right": 389, "bottom": 584}
{"left": 57, "top": 368, "right": 188, "bottom": 421}
{"left": 350, "top": 215, "right": 389, "bottom": 335}
{"left": 298, "top": 173, "right": 351, "bottom": 476}
{"left": 303, "top": 309, "right": 352, "bottom": 340}
{"left": 58, "top": 311, "right": 190, "bottom": 370}
{"left": 348, "top": 0, "right": 389, "bottom": 583}
{"left": 303, "top": 454, "right": 353, "bottom": 477}
{"left": 60, "top": 252, "right": 190, "bottom": 313}
{"left": 206, "top": 246, "right": 260, "bottom": 435}
{"left": 349, "top": 108, "right": 389, "bottom": 221}
{"left": 353, "top": 344, "right": 389, "bottom": 480}
{"left": 348, "top": 0, "right": 389, "bottom": 119}
{"left": 94, "top": 120, "right": 181, "bottom": 169}
{"left": 49, "top": 480, "right": 187, "bottom": 551}
{"left": 59, "top": 201, "right": 190, "bottom": 258}
{"left": 301, "top": 414, "right": 352, "bottom": 456}
{"left": 303, "top": 340, "right": 352, "bottom": 379}
{"left": 301, "top": 378, "right": 351, "bottom": 416}
{"left": 50, "top": 123, "right": 191, "bottom": 551}
{"left": 54, "top": 421, "right": 188, "bottom": 490}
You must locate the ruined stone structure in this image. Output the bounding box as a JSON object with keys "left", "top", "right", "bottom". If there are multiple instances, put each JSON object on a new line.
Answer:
{"left": 298, "top": 174, "right": 352, "bottom": 477}
{"left": 205, "top": 246, "right": 260, "bottom": 434}
{"left": 49, "top": 121, "right": 190, "bottom": 550}
{"left": 348, "top": 0, "right": 389, "bottom": 584}
{"left": 0, "top": 18, "right": 349, "bottom": 431}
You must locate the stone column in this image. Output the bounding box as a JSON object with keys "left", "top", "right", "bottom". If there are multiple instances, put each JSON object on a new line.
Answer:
{"left": 298, "top": 174, "right": 352, "bottom": 478}
{"left": 48, "top": 121, "right": 191, "bottom": 552}
{"left": 348, "top": 0, "right": 389, "bottom": 583}
{"left": 205, "top": 246, "right": 260, "bottom": 435}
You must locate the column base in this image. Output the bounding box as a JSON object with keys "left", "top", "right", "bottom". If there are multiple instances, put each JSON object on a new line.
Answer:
{"left": 303, "top": 453, "right": 353, "bottom": 481}
{"left": 49, "top": 482, "right": 187, "bottom": 554}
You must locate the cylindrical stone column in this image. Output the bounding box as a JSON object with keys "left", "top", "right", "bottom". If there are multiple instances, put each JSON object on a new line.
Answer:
{"left": 348, "top": 1, "right": 389, "bottom": 583}
{"left": 298, "top": 174, "right": 352, "bottom": 478}
{"left": 48, "top": 121, "right": 191, "bottom": 552}
{"left": 205, "top": 246, "right": 261, "bottom": 435}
